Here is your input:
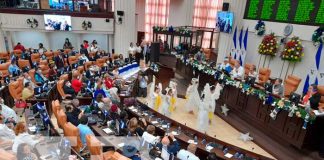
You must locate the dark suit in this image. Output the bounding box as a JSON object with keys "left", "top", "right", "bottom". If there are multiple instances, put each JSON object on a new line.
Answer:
{"left": 80, "top": 48, "right": 89, "bottom": 58}
{"left": 310, "top": 92, "right": 321, "bottom": 110}
{"left": 55, "top": 56, "right": 65, "bottom": 69}
{"left": 63, "top": 85, "right": 76, "bottom": 98}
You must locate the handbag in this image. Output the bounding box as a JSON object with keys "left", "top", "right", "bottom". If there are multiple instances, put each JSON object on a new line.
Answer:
{"left": 15, "top": 100, "right": 27, "bottom": 108}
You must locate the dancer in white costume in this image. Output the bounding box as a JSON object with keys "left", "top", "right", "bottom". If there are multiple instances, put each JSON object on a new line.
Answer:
{"left": 151, "top": 83, "right": 162, "bottom": 110}
{"left": 160, "top": 87, "right": 172, "bottom": 117}
{"left": 197, "top": 93, "right": 209, "bottom": 133}
{"left": 209, "top": 83, "right": 223, "bottom": 123}
{"left": 148, "top": 76, "right": 156, "bottom": 108}
{"left": 185, "top": 78, "right": 200, "bottom": 114}
{"left": 169, "top": 81, "right": 178, "bottom": 109}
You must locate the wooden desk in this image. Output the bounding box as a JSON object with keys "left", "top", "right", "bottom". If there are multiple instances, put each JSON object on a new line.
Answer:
{"left": 125, "top": 102, "right": 270, "bottom": 160}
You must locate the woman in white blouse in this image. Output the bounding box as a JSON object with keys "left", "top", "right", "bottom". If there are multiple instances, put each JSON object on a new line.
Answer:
{"left": 12, "top": 122, "right": 42, "bottom": 153}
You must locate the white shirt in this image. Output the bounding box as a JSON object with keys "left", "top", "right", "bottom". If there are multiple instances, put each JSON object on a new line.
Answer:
{"left": 219, "top": 63, "right": 230, "bottom": 70}
{"left": 231, "top": 66, "right": 244, "bottom": 79}
{"left": 12, "top": 132, "right": 40, "bottom": 153}
{"left": 177, "top": 149, "right": 200, "bottom": 160}
{"left": 136, "top": 46, "right": 142, "bottom": 53}
{"left": 0, "top": 124, "right": 15, "bottom": 141}
{"left": 79, "top": 55, "right": 89, "bottom": 62}
{"left": 0, "top": 104, "right": 18, "bottom": 123}
{"left": 90, "top": 45, "right": 99, "bottom": 53}
{"left": 128, "top": 46, "right": 136, "bottom": 55}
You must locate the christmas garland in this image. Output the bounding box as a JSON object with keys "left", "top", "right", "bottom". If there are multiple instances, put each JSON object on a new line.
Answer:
{"left": 258, "top": 33, "right": 278, "bottom": 56}
{"left": 254, "top": 20, "right": 265, "bottom": 36}
{"left": 153, "top": 26, "right": 192, "bottom": 36}
{"left": 175, "top": 56, "right": 316, "bottom": 129}
{"left": 281, "top": 36, "right": 304, "bottom": 62}
{"left": 312, "top": 26, "right": 324, "bottom": 47}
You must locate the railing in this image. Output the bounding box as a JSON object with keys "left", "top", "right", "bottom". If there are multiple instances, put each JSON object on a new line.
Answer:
{"left": 0, "top": 0, "right": 114, "bottom": 18}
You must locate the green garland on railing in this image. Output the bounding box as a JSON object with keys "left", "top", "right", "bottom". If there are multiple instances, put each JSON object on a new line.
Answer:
{"left": 175, "top": 55, "right": 316, "bottom": 128}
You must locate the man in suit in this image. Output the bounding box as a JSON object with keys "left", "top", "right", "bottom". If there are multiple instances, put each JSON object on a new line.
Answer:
{"left": 55, "top": 53, "right": 65, "bottom": 70}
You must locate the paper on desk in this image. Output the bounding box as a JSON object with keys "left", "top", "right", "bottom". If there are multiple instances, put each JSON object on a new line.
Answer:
{"left": 151, "top": 121, "right": 158, "bottom": 124}
{"left": 206, "top": 146, "right": 214, "bottom": 152}
{"left": 131, "top": 109, "right": 138, "bottom": 112}
{"left": 129, "top": 106, "right": 135, "bottom": 109}
{"left": 29, "top": 126, "right": 36, "bottom": 132}
{"left": 120, "top": 94, "right": 126, "bottom": 96}
{"left": 224, "top": 153, "right": 233, "bottom": 158}
{"left": 102, "top": 128, "right": 114, "bottom": 134}
{"left": 118, "top": 143, "right": 125, "bottom": 148}
{"left": 187, "top": 140, "right": 198, "bottom": 144}
{"left": 171, "top": 131, "right": 179, "bottom": 135}
{"left": 313, "top": 110, "right": 324, "bottom": 116}
{"left": 161, "top": 125, "right": 167, "bottom": 128}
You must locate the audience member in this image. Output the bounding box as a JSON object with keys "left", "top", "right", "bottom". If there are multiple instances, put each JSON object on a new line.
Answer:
{"left": 127, "top": 117, "right": 146, "bottom": 136}
{"left": 16, "top": 143, "right": 38, "bottom": 160}
{"left": 302, "top": 84, "right": 321, "bottom": 110}
{"left": 83, "top": 40, "right": 89, "bottom": 50}
{"left": 272, "top": 78, "right": 284, "bottom": 97}
{"left": 138, "top": 72, "right": 148, "bottom": 97}
{"left": 23, "top": 72, "right": 36, "bottom": 89}
{"left": 157, "top": 134, "right": 180, "bottom": 158}
{"left": 22, "top": 82, "right": 34, "bottom": 101}
{"left": 13, "top": 42, "right": 26, "bottom": 52}
{"left": 63, "top": 80, "right": 76, "bottom": 98}
{"left": 48, "top": 63, "right": 57, "bottom": 80}
{"left": 248, "top": 65, "right": 258, "bottom": 78}
{"left": 8, "top": 59, "right": 20, "bottom": 75}
{"left": 0, "top": 97, "right": 18, "bottom": 123}
{"left": 55, "top": 52, "right": 65, "bottom": 70}
{"left": 207, "top": 152, "right": 218, "bottom": 160}
{"left": 71, "top": 71, "right": 83, "bottom": 94}
{"left": 79, "top": 52, "right": 89, "bottom": 62}
{"left": 128, "top": 42, "right": 136, "bottom": 60}
{"left": 103, "top": 74, "right": 114, "bottom": 90}
{"left": 90, "top": 40, "right": 99, "bottom": 53}
{"left": 38, "top": 43, "right": 47, "bottom": 55}
{"left": 65, "top": 104, "right": 82, "bottom": 126}
{"left": 177, "top": 144, "right": 199, "bottom": 160}
{"left": 12, "top": 122, "right": 41, "bottom": 153}
{"left": 231, "top": 61, "right": 244, "bottom": 79}
{"left": 0, "top": 115, "right": 15, "bottom": 141}
{"left": 77, "top": 115, "right": 94, "bottom": 145}
{"left": 219, "top": 57, "right": 231, "bottom": 73}
{"left": 34, "top": 67, "right": 47, "bottom": 84}
{"left": 194, "top": 49, "right": 206, "bottom": 61}
{"left": 63, "top": 38, "right": 73, "bottom": 49}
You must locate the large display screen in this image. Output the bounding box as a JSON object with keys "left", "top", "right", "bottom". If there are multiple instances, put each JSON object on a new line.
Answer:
{"left": 44, "top": 14, "right": 72, "bottom": 31}
{"left": 244, "top": 0, "right": 324, "bottom": 26}
{"left": 216, "top": 11, "right": 234, "bottom": 33}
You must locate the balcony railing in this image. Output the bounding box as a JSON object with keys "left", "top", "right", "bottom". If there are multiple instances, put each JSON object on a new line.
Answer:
{"left": 0, "top": 0, "right": 114, "bottom": 18}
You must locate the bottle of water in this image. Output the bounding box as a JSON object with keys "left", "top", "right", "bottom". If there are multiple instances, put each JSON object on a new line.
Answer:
{"left": 127, "top": 131, "right": 132, "bottom": 137}
{"left": 194, "top": 136, "right": 198, "bottom": 144}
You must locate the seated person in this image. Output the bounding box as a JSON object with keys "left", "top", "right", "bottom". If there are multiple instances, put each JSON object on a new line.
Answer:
{"left": 16, "top": 143, "right": 38, "bottom": 160}
{"left": 218, "top": 57, "right": 231, "bottom": 73}
{"left": 86, "top": 66, "right": 99, "bottom": 79}
{"left": 22, "top": 82, "right": 34, "bottom": 101}
{"left": 248, "top": 65, "right": 258, "bottom": 78}
{"left": 141, "top": 125, "right": 159, "bottom": 145}
{"left": 112, "top": 66, "right": 120, "bottom": 79}
{"left": 177, "top": 144, "right": 200, "bottom": 160}
{"left": 94, "top": 82, "right": 107, "bottom": 99}
{"left": 55, "top": 53, "right": 65, "bottom": 70}
{"left": 63, "top": 80, "right": 76, "bottom": 98}
{"left": 108, "top": 87, "right": 121, "bottom": 104}
{"left": 8, "top": 60, "right": 21, "bottom": 76}
{"left": 23, "top": 72, "right": 36, "bottom": 89}
{"left": 47, "top": 63, "right": 57, "bottom": 79}
{"left": 109, "top": 104, "right": 120, "bottom": 120}
{"left": 194, "top": 49, "right": 206, "bottom": 61}
{"left": 34, "top": 67, "right": 47, "bottom": 84}
{"left": 0, "top": 97, "right": 18, "bottom": 123}
{"left": 302, "top": 84, "right": 321, "bottom": 110}
{"left": 95, "top": 93, "right": 110, "bottom": 110}
{"left": 230, "top": 61, "right": 244, "bottom": 79}
{"left": 127, "top": 117, "right": 147, "bottom": 137}
{"left": 157, "top": 134, "right": 180, "bottom": 158}
{"left": 103, "top": 74, "right": 114, "bottom": 90}
{"left": 12, "top": 122, "right": 42, "bottom": 153}
{"left": 77, "top": 115, "right": 94, "bottom": 146}
{"left": 79, "top": 52, "right": 89, "bottom": 62}
{"left": 65, "top": 104, "right": 83, "bottom": 126}
{"left": 71, "top": 71, "right": 83, "bottom": 94}
{"left": 272, "top": 78, "right": 284, "bottom": 97}
{"left": 207, "top": 153, "right": 217, "bottom": 160}
{"left": 0, "top": 115, "right": 15, "bottom": 141}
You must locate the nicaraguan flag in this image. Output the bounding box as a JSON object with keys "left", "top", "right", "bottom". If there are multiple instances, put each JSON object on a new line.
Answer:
{"left": 302, "top": 74, "right": 310, "bottom": 94}
{"left": 233, "top": 26, "right": 237, "bottom": 49}
{"left": 239, "top": 27, "right": 243, "bottom": 49}
{"left": 243, "top": 27, "right": 248, "bottom": 50}
{"left": 315, "top": 43, "right": 323, "bottom": 70}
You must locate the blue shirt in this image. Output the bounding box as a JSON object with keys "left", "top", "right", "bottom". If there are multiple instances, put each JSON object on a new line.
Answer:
{"left": 8, "top": 64, "right": 20, "bottom": 75}
{"left": 35, "top": 73, "right": 44, "bottom": 83}
{"left": 94, "top": 89, "right": 107, "bottom": 99}
{"left": 77, "top": 124, "right": 94, "bottom": 145}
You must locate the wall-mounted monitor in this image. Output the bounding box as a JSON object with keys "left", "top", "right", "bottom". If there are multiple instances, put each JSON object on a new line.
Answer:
{"left": 44, "top": 14, "right": 72, "bottom": 31}
{"left": 216, "top": 11, "right": 234, "bottom": 33}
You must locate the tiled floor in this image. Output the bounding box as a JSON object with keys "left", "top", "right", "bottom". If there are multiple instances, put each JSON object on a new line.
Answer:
{"left": 138, "top": 93, "right": 275, "bottom": 159}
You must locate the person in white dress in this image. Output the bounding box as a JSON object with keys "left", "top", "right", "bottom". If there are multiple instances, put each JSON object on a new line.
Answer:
{"left": 0, "top": 98, "right": 18, "bottom": 123}
{"left": 160, "top": 87, "right": 172, "bottom": 117}
{"left": 197, "top": 95, "right": 209, "bottom": 133}
{"left": 169, "top": 81, "right": 178, "bottom": 109}
{"left": 148, "top": 76, "right": 156, "bottom": 108}
{"left": 151, "top": 83, "right": 162, "bottom": 111}
{"left": 185, "top": 78, "right": 200, "bottom": 114}
{"left": 209, "top": 83, "right": 222, "bottom": 124}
